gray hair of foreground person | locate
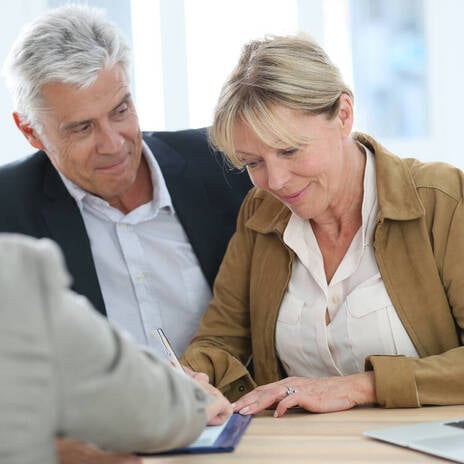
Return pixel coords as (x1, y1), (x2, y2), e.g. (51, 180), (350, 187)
(209, 34), (354, 167)
(2, 4), (130, 134)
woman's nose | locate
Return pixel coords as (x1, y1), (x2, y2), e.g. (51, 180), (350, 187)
(266, 159), (290, 191)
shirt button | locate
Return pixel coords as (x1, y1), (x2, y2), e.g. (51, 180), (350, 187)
(135, 272), (145, 280)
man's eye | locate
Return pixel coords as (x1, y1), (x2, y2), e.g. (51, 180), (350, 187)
(118, 104), (128, 114)
(72, 123), (91, 134)
(114, 102), (129, 117)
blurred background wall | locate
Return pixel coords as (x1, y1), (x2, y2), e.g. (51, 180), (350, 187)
(1, 0), (462, 168)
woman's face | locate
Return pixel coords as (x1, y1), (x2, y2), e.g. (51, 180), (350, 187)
(233, 96), (354, 221)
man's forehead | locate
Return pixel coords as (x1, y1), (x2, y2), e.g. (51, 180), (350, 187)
(40, 72), (131, 126)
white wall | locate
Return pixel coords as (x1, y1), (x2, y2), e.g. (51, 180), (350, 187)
(1, 1), (47, 163)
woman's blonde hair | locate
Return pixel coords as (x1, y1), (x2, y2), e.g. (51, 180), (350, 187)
(210, 34), (353, 167)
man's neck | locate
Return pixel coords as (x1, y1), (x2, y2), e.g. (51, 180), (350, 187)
(109, 156), (153, 214)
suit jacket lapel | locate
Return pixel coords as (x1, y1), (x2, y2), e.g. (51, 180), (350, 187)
(144, 135), (219, 287)
(41, 163), (106, 315)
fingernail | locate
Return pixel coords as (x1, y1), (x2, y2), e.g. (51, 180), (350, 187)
(239, 406), (250, 415)
(273, 410), (279, 418)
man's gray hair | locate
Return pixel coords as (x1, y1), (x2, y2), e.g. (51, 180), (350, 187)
(2, 4), (131, 131)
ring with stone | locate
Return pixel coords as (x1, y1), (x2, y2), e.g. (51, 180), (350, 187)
(286, 386), (297, 395)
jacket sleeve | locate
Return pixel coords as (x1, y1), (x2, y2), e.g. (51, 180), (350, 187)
(0, 234), (210, 456)
(181, 190), (258, 402)
(367, 195), (464, 407)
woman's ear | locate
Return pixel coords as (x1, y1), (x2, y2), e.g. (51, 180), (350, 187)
(337, 93), (354, 137)
(13, 112), (46, 150)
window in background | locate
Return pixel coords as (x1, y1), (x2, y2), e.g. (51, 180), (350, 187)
(1, 0), (435, 165)
(184, 0), (299, 128)
(130, 0), (164, 130)
(322, 0), (354, 92)
(349, 0), (427, 138)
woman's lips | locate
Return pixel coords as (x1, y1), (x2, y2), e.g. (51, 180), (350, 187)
(279, 184), (310, 204)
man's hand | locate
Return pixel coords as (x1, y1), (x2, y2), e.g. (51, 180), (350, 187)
(184, 366), (209, 384)
(56, 438), (142, 464)
(201, 381), (233, 425)
(187, 370), (232, 426)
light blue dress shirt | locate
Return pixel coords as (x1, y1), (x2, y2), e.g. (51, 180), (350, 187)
(60, 141), (212, 356)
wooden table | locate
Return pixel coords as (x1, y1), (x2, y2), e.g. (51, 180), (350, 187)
(143, 405), (464, 463)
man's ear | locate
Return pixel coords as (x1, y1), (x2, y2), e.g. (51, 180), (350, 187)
(13, 112), (46, 151)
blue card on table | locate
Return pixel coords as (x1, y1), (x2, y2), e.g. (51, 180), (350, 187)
(137, 413), (252, 455)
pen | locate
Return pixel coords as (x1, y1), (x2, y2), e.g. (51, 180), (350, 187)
(155, 328), (185, 372)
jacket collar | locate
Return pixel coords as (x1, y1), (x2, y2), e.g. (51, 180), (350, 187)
(245, 132), (424, 235)
(354, 132), (424, 221)
(245, 190), (291, 235)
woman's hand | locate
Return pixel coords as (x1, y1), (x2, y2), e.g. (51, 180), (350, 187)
(232, 372), (376, 417)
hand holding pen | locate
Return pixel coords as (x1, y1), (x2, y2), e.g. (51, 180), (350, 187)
(156, 328), (232, 425)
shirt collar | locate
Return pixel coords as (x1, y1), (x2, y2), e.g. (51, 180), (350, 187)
(283, 143), (378, 249)
(359, 143), (378, 247)
(59, 140), (174, 214)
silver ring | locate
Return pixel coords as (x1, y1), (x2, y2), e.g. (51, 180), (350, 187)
(286, 386), (297, 395)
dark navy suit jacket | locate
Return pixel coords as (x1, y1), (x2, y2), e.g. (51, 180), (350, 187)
(0, 128), (252, 316)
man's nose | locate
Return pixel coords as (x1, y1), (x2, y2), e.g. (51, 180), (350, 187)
(96, 124), (124, 153)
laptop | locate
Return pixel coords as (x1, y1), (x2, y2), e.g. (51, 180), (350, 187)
(364, 418), (464, 463)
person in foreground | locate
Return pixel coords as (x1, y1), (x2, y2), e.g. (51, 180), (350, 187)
(0, 233), (232, 464)
(181, 34), (464, 417)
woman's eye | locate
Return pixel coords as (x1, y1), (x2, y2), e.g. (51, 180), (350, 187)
(281, 148), (298, 156)
(242, 160), (261, 170)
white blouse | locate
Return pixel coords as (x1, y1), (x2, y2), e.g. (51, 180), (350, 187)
(275, 146), (419, 377)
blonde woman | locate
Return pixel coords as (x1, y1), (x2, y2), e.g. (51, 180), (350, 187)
(182, 34), (464, 417)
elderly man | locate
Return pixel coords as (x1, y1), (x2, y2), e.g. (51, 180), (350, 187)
(1, 4), (250, 464)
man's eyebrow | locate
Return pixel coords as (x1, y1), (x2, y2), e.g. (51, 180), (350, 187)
(61, 93), (132, 132)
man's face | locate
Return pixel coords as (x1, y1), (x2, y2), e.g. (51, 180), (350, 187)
(27, 65), (143, 205)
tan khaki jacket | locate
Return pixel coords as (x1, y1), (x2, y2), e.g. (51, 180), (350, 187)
(182, 133), (464, 407)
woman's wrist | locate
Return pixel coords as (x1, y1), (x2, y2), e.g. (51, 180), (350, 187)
(351, 371), (377, 406)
